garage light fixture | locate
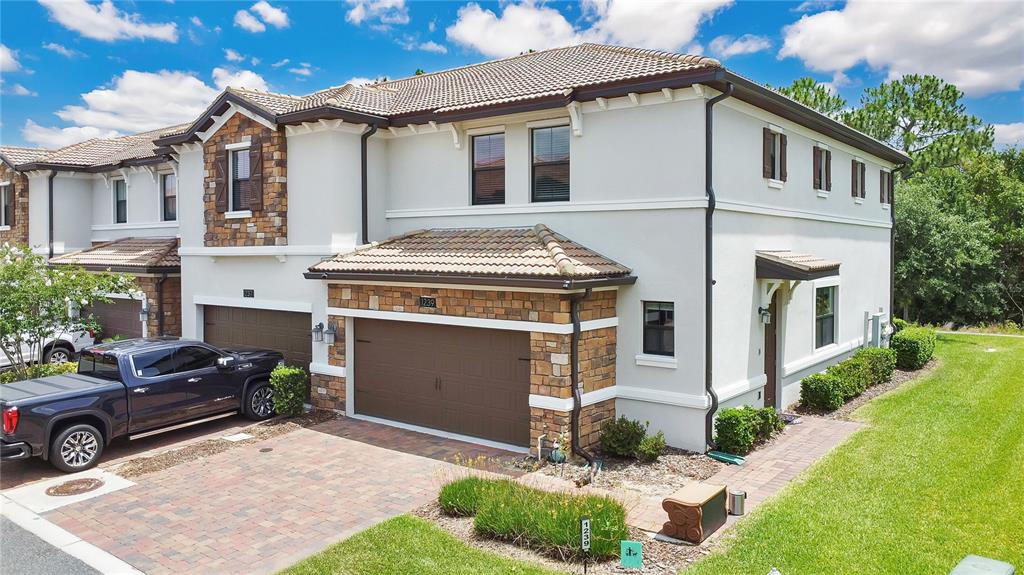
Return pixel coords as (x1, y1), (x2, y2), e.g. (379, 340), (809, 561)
(311, 322), (325, 343)
(324, 323), (337, 346)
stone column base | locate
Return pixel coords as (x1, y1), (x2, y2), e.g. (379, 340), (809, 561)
(529, 398), (615, 459)
(311, 373), (345, 411)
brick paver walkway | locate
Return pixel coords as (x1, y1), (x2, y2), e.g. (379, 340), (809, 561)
(43, 418), (521, 575)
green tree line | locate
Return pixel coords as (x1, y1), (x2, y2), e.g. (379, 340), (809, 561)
(771, 76), (1023, 326)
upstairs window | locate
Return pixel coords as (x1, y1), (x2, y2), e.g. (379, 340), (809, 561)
(762, 127), (787, 182)
(472, 133), (505, 205)
(815, 286), (836, 348)
(643, 301), (675, 357)
(113, 179), (127, 223)
(851, 160), (866, 199)
(230, 148), (251, 211)
(161, 173), (177, 221)
(531, 125), (570, 202)
(880, 170), (894, 204)
(0, 184), (12, 227)
(813, 147), (831, 191)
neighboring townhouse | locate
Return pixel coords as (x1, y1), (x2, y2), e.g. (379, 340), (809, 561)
(2, 129), (184, 339)
(150, 43), (908, 455)
(0, 146), (49, 246)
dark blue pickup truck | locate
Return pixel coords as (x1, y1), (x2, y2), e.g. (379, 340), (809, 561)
(1, 337), (284, 473)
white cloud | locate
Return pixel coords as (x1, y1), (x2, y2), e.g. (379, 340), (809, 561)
(708, 34), (770, 58)
(780, 0), (1024, 97)
(346, 77), (374, 86)
(42, 42), (83, 58)
(190, 16), (205, 28)
(289, 63), (314, 77)
(22, 120), (119, 148)
(212, 68), (269, 91)
(1, 80), (37, 97)
(38, 0), (178, 42)
(224, 48), (246, 62)
(251, 57), (261, 65)
(417, 41), (447, 54)
(793, 0), (833, 13)
(271, 58), (290, 68)
(1, 44), (21, 72)
(994, 122), (1024, 146)
(446, 0), (733, 59)
(250, 1), (289, 28)
(346, 0), (409, 27)
(234, 9), (266, 33)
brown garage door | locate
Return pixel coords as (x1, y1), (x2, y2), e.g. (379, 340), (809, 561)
(354, 319), (530, 446)
(89, 298), (143, 340)
(203, 306), (312, 368)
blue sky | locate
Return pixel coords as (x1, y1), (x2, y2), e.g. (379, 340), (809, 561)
(1, 0), (1021, 149)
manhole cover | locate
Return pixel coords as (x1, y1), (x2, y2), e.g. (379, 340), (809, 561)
(259, 447), (273, 453)
(46, 478), (104, 497)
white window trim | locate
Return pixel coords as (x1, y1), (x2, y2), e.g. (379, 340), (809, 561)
(226, 144), (251, 212)
(159, 171), (177, 222)
(525, 117), (572, 129)
(112, 178), (127, 224)
(812, 278), (840, 352)
(635, 354), (677, 369)
(0, 183), (10, 228)
(465, 125), (505, 136)
(767, 178), (784, 190)
(469, 129), (507, 207)
(814, 147), (829, 194)
(529, 123), (572, 204)
(817, 190), (831, 199)
(765, 126), (784, 184)
(641, 300), (675, 360)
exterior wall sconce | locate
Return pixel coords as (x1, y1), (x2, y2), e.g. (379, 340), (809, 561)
(139, 308), (148, 324)
(324, 323), (337, 346)
(311, 322), (325, 343)
(758, 307), (772, 325)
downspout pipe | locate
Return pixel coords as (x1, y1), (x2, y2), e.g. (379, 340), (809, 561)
(360, 124), (379, 246)
(47, 171), (56, 259)
(155, 273), (167, 336)
(704, 82), (733, 452)
(569, 288), (594, 467)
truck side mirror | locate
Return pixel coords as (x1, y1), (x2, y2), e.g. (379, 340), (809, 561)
(216, 356), (237, 369)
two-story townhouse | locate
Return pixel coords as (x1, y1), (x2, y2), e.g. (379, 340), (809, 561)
(0, 146), (50, 246)
(2, 129), (184, 340)
(142, 43), (907, 456)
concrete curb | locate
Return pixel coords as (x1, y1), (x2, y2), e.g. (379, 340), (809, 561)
(0, 495), (144, 575)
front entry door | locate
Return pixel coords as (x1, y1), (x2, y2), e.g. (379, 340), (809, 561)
(764, 291), (779, 409)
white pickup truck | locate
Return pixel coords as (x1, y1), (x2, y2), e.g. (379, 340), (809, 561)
(0, 330), (95, 368)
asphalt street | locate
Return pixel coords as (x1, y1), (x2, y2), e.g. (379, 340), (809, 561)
(0, 516), (99, 575)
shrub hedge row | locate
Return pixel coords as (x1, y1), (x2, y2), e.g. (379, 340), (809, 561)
(891, 327), (937, 370)
(439, 477), (628, 560)
(0, 362), (77, 384)
(599, 416), (666, 462)
(269, 365), (307, 416)
(800, 346), (904, 412)
(714, 406), (784, 456)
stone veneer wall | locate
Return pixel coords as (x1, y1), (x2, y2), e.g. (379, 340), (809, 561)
(203, 114), (287, 247)
(135, 275), (182, 337)
(322, 284), (617, 452)
(0, 162), (30, 246)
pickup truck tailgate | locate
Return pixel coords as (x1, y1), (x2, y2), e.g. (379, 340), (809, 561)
(0, 373), (121, 404)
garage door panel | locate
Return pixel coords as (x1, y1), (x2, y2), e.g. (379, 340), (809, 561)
(355, 318), (530, 446)
(204, 306), (311, 368)
(88, 299), (143, 339)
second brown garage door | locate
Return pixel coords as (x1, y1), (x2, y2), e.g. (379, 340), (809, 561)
(203, 306), (312, 368)
(354, 319), (530, 447)
(89, 298), (143, 340)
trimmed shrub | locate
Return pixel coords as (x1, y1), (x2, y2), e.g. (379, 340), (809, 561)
(827, 356), (872, 400)
(439, 476), (501, 517)
(714, 407), (757, 455)
(472, 480), (628, 560)
(892, 317), (907, 333)
(635, 431), (666, 463)
(755, 406), (785, 438)
(891, 327), (937, 370)
(800, 372), (845, 412)
(853, 347), (897, 386)
(269, 365), (307, 417)
(0, 362), (77, 385)
(599, 416), (647, 457)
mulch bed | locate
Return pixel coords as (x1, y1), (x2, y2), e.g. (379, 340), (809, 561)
(792, 358), (940, 421)
(535, 447), (723, 499)
(111, 409), (337, 479)
(413, 500), (716, 575)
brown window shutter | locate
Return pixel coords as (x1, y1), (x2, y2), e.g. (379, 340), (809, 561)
(860, 162), (867, 198)
(812, 148), (821, 190)
(825, 150), (832, 191)
(880, 171), (886, 203)
(214, 149), (228, 213)
(851, 160), (857, 197)
(8, 187), (15, 227)
(246, 135), (264, 211)
(889, 171), (895, 204)
(762, 127), (772, 178)
(779, 134), (788, 181)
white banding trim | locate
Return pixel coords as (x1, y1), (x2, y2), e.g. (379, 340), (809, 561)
(716, 374), (768, 403)
(326, 307), (617, 334)
(349, 414), (529, 453)
(195, 295), (313, 313)
(309, 362), (346, 378)
(530, 384), (713, 411)
(782, 337), (864, 377)
(635, 354), (677, 369)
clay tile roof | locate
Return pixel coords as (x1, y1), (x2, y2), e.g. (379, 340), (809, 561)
(310, 225), (632, 280)
(37, 124), (187, 168)
(50, 237), (180, 272)
(0, 146), (52, 167)
(755, 250), (840, 280)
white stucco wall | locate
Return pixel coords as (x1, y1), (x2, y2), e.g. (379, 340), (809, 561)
(28, 173), (93, 255)
(89, 164), (179, 243)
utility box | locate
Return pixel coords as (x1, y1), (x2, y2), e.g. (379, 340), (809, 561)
(661, 483), (727, 544)
(950, 555), (1015, 575)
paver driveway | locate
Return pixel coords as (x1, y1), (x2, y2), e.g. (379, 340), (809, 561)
(42, 417), (521, 575)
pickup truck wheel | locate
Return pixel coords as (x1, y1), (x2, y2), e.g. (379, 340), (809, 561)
(243, 381), (275, 420)
(49, 424), (104, 473)
(44, 345), (74, 364)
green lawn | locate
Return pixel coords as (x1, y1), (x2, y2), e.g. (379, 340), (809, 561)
(686, 334), (1024, 574)
(278, 514), (560, 575)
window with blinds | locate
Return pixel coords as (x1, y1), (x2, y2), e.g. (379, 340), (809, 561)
(0, 185), (11, 227)
(472, 133), (505, 205)
(531, 125), (570, 202)
(162, 173), (177, 221)
(231, 148), (251, 211)
(113, 180), (127, 224)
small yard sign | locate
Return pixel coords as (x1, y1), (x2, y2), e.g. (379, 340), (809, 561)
(580, 517), (591, 552)
(620, 540), (642, 569)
